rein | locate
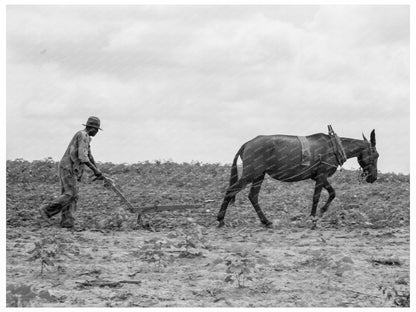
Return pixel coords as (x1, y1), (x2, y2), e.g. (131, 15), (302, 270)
(280, 157), (338, 182)
(274, 128), (375, 183)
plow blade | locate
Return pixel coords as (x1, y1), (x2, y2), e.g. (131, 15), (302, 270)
(138, 204), (202, 213)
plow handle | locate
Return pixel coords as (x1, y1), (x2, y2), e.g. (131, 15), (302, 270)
(92, 175), (145, 226)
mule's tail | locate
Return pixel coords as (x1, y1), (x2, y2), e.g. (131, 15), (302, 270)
(228, 144), (245, 204)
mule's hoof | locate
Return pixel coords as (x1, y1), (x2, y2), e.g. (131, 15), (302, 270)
(318, 210), (326, 218)
(263, 221), (273, 228)
(217, 221), (225, 228)
(141, 221), (151, 229)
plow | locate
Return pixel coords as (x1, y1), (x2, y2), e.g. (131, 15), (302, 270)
(95, 175), (205, 227)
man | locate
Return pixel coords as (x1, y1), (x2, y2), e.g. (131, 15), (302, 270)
(38, 116), (103, 228)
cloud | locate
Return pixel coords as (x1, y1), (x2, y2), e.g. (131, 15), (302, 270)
(6, 5), (410, 173)
(308, 5), (409, 46)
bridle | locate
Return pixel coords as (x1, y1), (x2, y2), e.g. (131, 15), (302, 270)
(357, 167), (367, 184)
(358, 142), (377, 183)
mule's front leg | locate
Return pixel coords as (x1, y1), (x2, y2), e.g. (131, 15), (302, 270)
(319, 179), (335, 217)
(310, 179), (324, 229)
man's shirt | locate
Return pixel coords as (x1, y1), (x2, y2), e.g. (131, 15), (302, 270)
(59, 130), (91, 179)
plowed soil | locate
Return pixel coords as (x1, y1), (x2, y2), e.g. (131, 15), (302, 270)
(6, 160), (410, 307)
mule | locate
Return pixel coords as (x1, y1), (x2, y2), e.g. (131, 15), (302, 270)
(217, 130), (378, 228)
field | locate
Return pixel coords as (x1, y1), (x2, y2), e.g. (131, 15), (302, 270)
(6, 159), (410, 307)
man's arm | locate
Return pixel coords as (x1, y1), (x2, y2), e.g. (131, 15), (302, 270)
(78, 132), (102, 178)
(86, 152), (102, 178)
(88, 149), (97, 167)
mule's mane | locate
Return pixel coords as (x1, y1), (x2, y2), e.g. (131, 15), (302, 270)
(339, 137), (368, 159)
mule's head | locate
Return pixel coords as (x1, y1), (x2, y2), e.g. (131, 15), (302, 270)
(358, 129), (379, 183)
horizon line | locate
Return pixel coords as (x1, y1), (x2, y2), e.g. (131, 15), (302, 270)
(6, 157), (410, 176)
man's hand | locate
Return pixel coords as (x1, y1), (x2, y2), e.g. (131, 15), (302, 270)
(94, 169), (104, 180)
(84, 161), (104, 180)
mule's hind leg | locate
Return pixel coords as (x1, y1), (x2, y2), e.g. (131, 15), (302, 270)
(248, 173), (272, 227)
(217, 178), (248, 227)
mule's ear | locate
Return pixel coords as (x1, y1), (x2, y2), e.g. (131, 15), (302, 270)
(370, 129), (376, 146)
(362, 133), (368, 142)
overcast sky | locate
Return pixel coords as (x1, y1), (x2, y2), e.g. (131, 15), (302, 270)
(6, 5), (410, 173)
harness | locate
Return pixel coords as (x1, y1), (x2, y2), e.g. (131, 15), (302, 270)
(328, 125), (347, 166)
(284, 125), (345, 182)
(298, 136), (311, 166)
(297, 125), (346, 168)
